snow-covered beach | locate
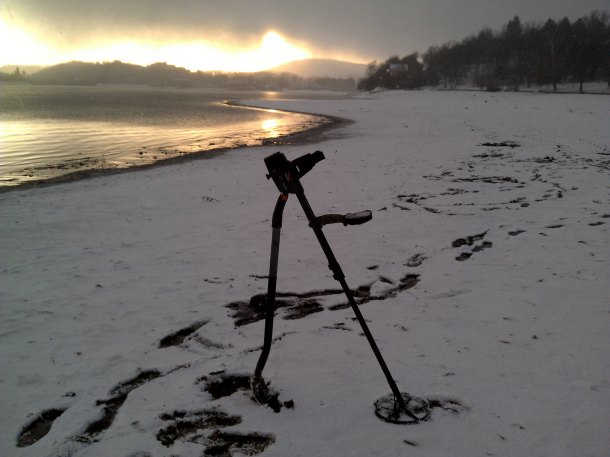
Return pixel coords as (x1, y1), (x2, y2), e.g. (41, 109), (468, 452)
(1, 90), (609, 457)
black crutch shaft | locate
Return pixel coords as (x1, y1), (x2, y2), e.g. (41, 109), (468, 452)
(254, 193), (288, 380)
(294, 190), (416, 421)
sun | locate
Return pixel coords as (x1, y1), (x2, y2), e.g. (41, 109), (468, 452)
(0, 20), (311, 73)
(257, 31), (311, 67)
(150, 31), (311, 72)
(246, 31), (312, 71)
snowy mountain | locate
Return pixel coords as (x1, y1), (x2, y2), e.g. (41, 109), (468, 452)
(270, 58), (367, 79)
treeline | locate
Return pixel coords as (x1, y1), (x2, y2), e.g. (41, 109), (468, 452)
(0, 67), (29, 82)
(4, 61), (356, 91)
(359, 11), (609, 92)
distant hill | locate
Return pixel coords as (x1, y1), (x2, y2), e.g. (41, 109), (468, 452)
(29, 61), (176, 85)
(0, 65), (45, 76)
(270, 58), (367, 79)
(23, 60), (357, 91)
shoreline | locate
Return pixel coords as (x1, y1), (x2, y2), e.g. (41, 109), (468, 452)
(223, 100), (353, 146)
(0, 101), (353, 194)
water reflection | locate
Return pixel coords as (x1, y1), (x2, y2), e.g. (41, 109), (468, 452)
(0, 86), (331, 187)
(261, 118), (280, 137)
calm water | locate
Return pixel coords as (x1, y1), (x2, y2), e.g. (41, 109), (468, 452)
(0, 84), (337, 187)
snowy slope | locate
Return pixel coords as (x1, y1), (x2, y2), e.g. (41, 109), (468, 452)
(270, 58), (367, 79)
(1, 90), (608, 457)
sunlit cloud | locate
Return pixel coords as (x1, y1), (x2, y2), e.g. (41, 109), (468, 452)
(0, 19), (312, 72)
(0, 19), (59, 65)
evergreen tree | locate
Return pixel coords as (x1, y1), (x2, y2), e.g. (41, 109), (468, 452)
(357, 10), (609, 92)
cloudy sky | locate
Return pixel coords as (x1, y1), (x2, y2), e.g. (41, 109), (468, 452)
(1, 0), (608, 71)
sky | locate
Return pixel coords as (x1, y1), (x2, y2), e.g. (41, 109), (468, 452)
(1, 0), (608, 72)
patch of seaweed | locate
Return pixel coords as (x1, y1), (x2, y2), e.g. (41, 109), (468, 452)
(159, 320), (208, 348)
(17, 408), (67, 447)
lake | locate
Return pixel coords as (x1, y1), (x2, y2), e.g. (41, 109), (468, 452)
(0, 85), (340, 187)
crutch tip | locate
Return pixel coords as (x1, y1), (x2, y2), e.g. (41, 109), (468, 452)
(374, 392), (431, 424)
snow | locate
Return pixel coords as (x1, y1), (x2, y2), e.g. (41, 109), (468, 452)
(1, 90), (609, 457)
